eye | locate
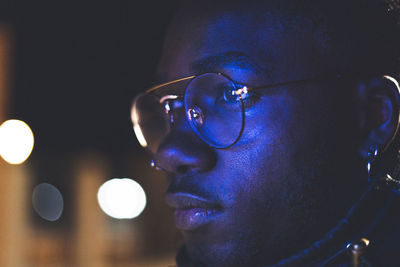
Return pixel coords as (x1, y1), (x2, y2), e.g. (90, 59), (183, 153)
(215, 82), (259, 111)
(223, 84), (241, 103)
(223, 85), (251, 103)
(215, 83), (249, 104)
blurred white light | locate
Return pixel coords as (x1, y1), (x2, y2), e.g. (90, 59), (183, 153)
(32, 183), (64, 222)
(97, 178), (146, 219)
(0, 119), (34, 164)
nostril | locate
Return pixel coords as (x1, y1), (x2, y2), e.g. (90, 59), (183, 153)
(177, 165), (190, 174)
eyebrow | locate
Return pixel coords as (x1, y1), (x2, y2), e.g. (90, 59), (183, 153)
(190, 51), (265, 75)
(150, 51), (267, 87)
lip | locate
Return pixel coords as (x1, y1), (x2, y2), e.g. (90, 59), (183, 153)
(165, 192), (223, 231)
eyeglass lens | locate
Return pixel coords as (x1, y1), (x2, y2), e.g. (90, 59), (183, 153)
(133, 73), (245, 152)
(184, 73), (244, 148)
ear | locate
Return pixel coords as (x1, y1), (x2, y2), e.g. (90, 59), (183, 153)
(358, 75), (400, 159)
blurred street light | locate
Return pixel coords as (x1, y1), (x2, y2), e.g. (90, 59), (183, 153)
(97, 178), (146, 219)
(0, 119), (34, 164)
(32, 183), (64, 221)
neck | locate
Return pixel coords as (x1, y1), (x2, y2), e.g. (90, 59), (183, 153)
(266, 178), (395, 267)
(176, 178), (397, 267)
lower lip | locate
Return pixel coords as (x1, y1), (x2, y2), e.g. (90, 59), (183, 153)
(174, 208), (221, 231)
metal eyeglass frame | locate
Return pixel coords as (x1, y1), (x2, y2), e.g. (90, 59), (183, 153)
(143, 72), (332, 149)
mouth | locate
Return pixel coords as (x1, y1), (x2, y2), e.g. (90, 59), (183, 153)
(165, 192), (223, 231)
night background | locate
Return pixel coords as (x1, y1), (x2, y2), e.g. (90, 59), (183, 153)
(0, 1), (180, 266)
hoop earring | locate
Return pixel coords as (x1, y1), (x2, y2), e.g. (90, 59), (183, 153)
(367, 145), (379, 182)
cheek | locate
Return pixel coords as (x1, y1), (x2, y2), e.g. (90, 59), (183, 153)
(224, 91), (302, 192)
(239, 93), (297, 147)
(219, 90), (340, 227)
(216, 106), (301, 235)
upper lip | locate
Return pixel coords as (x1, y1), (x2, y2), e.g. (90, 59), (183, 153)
(165, 192), (222, 210)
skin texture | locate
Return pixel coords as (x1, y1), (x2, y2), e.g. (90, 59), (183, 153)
(145, 2), (399, 266)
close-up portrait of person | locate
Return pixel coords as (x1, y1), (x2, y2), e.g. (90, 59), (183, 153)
(131, 0), (400, 266)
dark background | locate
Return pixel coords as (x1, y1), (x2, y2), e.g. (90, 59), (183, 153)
(0, 0), (179, 245)
(1, 0), (177, 159)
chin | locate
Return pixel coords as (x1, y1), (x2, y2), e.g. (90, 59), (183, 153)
(178, 228), (272, 267)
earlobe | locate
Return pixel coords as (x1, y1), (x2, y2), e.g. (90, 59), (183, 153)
(359, 75), (400, 159)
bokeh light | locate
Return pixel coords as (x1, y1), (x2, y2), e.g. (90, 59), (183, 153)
(97, 178), (146, 219)
(32, 183), (64, 222)
(0, 119), (34, 164)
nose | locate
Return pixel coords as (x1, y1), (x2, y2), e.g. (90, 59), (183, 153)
(154, 123), (217, 175)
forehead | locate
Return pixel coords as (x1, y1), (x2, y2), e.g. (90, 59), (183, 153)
(156, 2), (333, 85)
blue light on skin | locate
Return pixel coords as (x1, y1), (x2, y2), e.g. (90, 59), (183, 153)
(146, 2), (392, 266)
(190, 51), (265, 78)
(155, 9), (359, 267)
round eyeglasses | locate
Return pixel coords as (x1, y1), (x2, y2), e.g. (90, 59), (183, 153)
(131, 72), (329, 153)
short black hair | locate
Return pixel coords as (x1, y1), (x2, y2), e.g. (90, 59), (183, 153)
(294, 0), (400, 77)
(178, 0), (400, 77)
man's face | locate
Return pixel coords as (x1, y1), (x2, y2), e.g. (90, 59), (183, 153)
(153, 4), (365, 267)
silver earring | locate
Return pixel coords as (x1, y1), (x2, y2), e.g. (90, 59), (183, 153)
(150, 159), (162, 171)
(367, 145), (379, 182)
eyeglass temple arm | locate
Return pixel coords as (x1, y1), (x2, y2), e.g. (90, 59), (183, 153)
(243, 78), (320, 91)
(146, 75), (196, 93)
(146, 74), (329, 94)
